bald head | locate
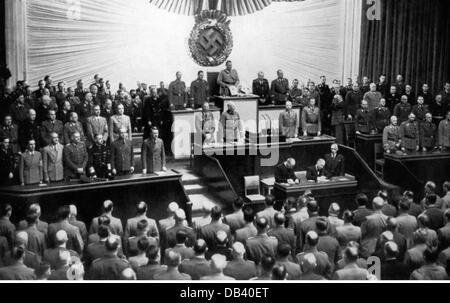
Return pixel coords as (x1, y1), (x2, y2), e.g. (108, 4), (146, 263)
(210, 254), (227, 273)
(232, 242), (246, 258)
(15, 231), (28, 246)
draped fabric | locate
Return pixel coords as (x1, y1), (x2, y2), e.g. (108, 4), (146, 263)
(359, 0), (450, 95)
(148, 0), (304, 16)
(20, 0), (359, 91)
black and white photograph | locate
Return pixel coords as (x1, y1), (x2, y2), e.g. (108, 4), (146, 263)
(0, 0), (450, 287)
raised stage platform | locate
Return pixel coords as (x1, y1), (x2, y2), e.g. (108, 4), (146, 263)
(0, 170), (191, 227)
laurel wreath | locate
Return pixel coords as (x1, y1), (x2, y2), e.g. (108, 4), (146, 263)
(188, 10), (233, 67)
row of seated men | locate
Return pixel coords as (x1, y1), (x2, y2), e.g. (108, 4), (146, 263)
(0, 124), (166, 186)
(0, 180), (450, 280)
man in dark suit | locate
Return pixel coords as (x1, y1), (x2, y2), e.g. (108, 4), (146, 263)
(110, 127), (134, 176)
(270, 70), (289, 105)
(179, 239), (211, 280)
(245, 217), (278, 265)
(274, 158), (298, 184)
(306, 159), (330, 182)
(142, 127), (166, 174)
(0, 137), (15, 186)
(88, 237), (131, 280)
(199, 206), (231, 250)
(324, 144), (345, 177)
(252, 72), (270, 106)
(124, 201), (159, 241)
(165, 209), (196, 251)
(223, 197), (246, 235)
(48, 205), (84, 255)
(0, 246), (36, 280)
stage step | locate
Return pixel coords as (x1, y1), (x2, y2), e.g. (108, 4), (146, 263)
(184, 184), (208, 195)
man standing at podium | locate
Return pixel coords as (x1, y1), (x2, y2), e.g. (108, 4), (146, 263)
(399, 113), (420, 152)
(217, 61), (240, 97)
(279, 101), (298, 139)
(190, 71), (209, 109)
(168, 72), (187, 110)
(271, 70), (289, 105)
(383, 116), (401, 154)
(218, 102), (244, 143)
(302, 98), (321, 137)
(142, 127), (166, 174)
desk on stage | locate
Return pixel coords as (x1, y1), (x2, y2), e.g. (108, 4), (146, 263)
(273, 173), (358, 215)
(383, 150), (450, 197)
(355, 133), (382, 168)
(0, 170), (190, 225)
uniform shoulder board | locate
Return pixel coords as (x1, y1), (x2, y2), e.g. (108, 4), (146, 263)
(92, 258), (102, 264)
(128, 236), (136, 240)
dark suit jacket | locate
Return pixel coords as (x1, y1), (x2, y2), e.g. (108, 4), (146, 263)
(252, 79), (270, 104)
(306, 165), (330, 182)
(274, 163), (297, 183)
(324, 153), (345, 177)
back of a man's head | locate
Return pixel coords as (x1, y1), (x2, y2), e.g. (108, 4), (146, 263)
(232, 242), (246, 259)
(315, 217), (329, 233)
(176, 230), (188, 245)
(98, 224), (110, 239)
(342, 210), (354, 224)
(423, 247), (440, 264)
(98, 215), (111, 227)
(120, 268), (137, 280)
(260, 255), (276, 273)
(146, 245), (160, 261)
(215, 230), (228, 246)
(355, 194), (368, 207)
(211, 206), (222, 221)
(384, 241), (399, 259)
(300, 253), (317, 273)
(344, 246), (359, 264)
(276, 243), (291, 259)
(398, 198), (411, 212)
(26, 212), (39, 226)
(174, 209), (186, 223)
(105, 237), (119, 253)
(274, 213), (286, 227)
(328, 203), (340, 217)
(210, 254), (227, 273)
(57, 205), (71, 220)
(306, 231), (319, 247)
(413, 228), (428, 245)
(271, 264), (287, 280)
(0, 203), (12, 217)
(418, 214), (431, 228)
(10, 245), (26, 261)
(255, 217), (268, 232)
(137, 237), (151, 253)
(243, 207), (255, 223)
(165, 250), (181, 267)
(102, 200), (114, 213)
(193, 239), (208, 255)
(306, 200), (319, 214)
(425, 194), (437, 206)
(136, 201), (148, 215)
(55, 230), (68, 246)
(372, 197), (384, 211)
(58, 249), (71, 267)
(265, 195), (275, 207)
(15, 231), (28, 246)
(386, 217), (398, 231)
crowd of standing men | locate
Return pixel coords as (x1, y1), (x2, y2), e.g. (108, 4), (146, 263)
(1, 183), (450, 280)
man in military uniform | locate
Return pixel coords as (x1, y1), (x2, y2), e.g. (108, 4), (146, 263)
(217, 61), (240, 97)
(279, 101), (298, 139)
(142, 127), (166, 174)
(109, 103), (132, 143)
(270, 70), (289, 105)
(0, 115), (19, 154)
(288, 79), (303, 105)
(355, 100), (375, 134)
(412, 96), (430, 123)
(164, 209), (196, 253)
(399, 113), (420, 153)
(438, 111), (450, 151)
(252, 72), (270, 106)
(195, 102), (216, 146)
(63, 132), (88, 180)
(9, 93), (30, 124)
(63, 112), (85, 144)
(363, 83), (382, 111)
(88, 134), (111, 178)
(218, 102), (244, 143)
(110, 127), (134, 176)
(0, 246), (36, 280)
(302, 98), (321, 137)
(0, 137), (15, 186)
(345, 83), (363, 120)
(372, 98), (391, 133)
(420, 113), (437, 152)
(383, 116), (401, 154)
(190, 71), (209, 109)
(245, 217), (278, 265)
(169, 71), (187, 110)
(88, 237), (131, 280)
(40, 109), (64, 146)
(393, 95), (412, 124)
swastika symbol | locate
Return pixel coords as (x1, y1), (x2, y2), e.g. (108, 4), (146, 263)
(198, 28), (224, 56)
